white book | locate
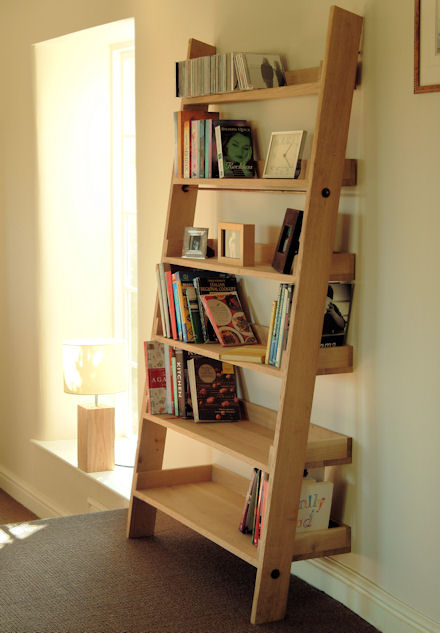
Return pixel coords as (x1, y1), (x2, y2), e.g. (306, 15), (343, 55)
(296, 479), (334, 533)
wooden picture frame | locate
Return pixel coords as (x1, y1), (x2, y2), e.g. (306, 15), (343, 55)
(414, 0), (440, 93)
(272, 209), (303, 274)
(218, 222), (255, 267)
(182, 227), (209, 259)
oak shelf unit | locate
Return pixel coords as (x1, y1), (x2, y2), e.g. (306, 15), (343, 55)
(128, 5), (362, 625)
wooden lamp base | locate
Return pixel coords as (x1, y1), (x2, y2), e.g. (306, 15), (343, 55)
(77, 404), (115, 473)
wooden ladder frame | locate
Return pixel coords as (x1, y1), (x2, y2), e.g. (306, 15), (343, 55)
(127, 6), (363, 625)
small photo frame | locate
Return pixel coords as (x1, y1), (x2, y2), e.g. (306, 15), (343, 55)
(182, 227), (209, 259)
(272, 209), (303, 274)
(218, 222), (255, 267)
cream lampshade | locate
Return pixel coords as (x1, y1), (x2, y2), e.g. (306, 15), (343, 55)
(62, 338), (128, 473)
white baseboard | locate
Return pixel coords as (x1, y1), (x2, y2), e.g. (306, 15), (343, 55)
(293, 557), (440, 633)
(0, 465), (69, 519)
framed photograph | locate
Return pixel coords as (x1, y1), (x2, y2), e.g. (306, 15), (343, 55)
(414, 0), (440, 92)
(272, 209), (303, 274)
(182, 227), (209, 259)
(263, 130), (305, 179)
(218, 222), (255, 267)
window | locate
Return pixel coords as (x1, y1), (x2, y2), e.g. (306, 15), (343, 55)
(111, 43), (138, 437)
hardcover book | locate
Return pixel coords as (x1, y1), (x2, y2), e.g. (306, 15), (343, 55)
(144, 341), (167, 415)
(201, 291), (257, 346)
(215, 124), (255, 178)
(219, 344), (266, 364)
(187, 356), (241, 422)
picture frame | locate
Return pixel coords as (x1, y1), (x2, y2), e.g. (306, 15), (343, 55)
(218, 222), (255, 267)
(414, 0), (440, 93)
(272, 209), (303, 274)
(182, 227), (209, 259)
(263, 130), (304, 179)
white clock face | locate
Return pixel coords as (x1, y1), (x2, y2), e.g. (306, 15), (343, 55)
(263, 131), (304, 178)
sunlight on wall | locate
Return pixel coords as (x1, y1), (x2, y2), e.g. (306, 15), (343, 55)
(34, 19), (134, 441)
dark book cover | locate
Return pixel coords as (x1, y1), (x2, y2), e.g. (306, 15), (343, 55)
(187, 356), (241, 422)
(210, 119), (247, 178)
(193, 274), (238, 342)
(215, 124), (255, 178)
(320, 283), (352, 348)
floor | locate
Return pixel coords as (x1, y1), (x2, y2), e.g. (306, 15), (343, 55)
(0, 489), (38, 524)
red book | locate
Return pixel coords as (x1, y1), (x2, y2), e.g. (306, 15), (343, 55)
(144, 341), (167, 415)
(166, 270), (178, 340)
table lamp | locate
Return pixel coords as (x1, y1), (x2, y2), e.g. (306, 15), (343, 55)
(62, 338), (127, 473)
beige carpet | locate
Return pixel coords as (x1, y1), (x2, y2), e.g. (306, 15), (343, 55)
(0, 509), (381, 633)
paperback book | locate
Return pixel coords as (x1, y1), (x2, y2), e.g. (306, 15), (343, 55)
(193, 273), (238, 343)
(321, 283), (352, 347)
(215, 123), (255, 178)
(144, 341), (167, 415)
(201, 291), (257, 346)
(187, 355), (241, 422)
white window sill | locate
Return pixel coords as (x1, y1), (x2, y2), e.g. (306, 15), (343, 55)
(31, 437), (136, 501)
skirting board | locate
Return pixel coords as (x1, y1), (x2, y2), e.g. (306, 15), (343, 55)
(293, 558), (440, 633)
(0, 465), (68, 519)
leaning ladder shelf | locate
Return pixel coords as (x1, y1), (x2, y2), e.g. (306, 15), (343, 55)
(128, 5), (363, 625)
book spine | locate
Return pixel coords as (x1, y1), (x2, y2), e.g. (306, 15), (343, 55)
(168, 346), (175, 415)
(144, 341), (167, 415)
(185, 286), (203, 343)
(155, 264), (167, 338)
(239, 468), (258, 533)
(205, 119), (212, 178)
(166, 270), (178, 340)
(158, 262), (171, 338)
(214, 125), (225, 178)
(265, 299), (278, 364)
(275, 285), (288, 368)
(163, 343), (172, 414)
(175, 276), (193, 342)
(187, 358), (199, 422)
(183, 120), (191, 178)
(190, 120), (199, 178)
(175, 348), (186, 417)
(171, 353), (178, 416)
(197, 119), (205, 178)
(172, 278), (183, 341)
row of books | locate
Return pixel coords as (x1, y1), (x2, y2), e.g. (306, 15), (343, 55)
(174, 111), (254, 179)
(266, 282), (353, 368)
(176, 51), (286, 98)
(239, 468), (334, 546)
(156, 265), (258, 348)
(144, 341), (241, 423)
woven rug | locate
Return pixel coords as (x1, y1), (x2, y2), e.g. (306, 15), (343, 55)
(0, 509), (381, 633)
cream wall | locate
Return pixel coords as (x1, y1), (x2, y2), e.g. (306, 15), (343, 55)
(0, 1), (439, 631)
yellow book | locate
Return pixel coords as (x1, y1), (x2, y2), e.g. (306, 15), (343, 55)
(219, 344), (266, 364)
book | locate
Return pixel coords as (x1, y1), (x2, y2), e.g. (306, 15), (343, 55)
(175, 111), (219, 178)
(235, 53), (286, 90)
(158, 263), (171, 338)
(155, 264), (168, 338)
(193, 273), (238, 343)
(171, 350), (178, 415)
(144, 341), (167, 415)
(163, 343), (173, 414)
(296, 479), (334, 533)
(187, 356), (241, 422)
(265, 299), (278, 364)
(185, 285), (204, 343)
(215, 123), (255, 178)
(219, 344), (266, 364)
(201, 291), (257, 346)
(190, 119), (205, 178)
(239, 468), (259, 533)
(210, 119), (247, 178)
(321, 283), (352, 348)
(165, 270), (178, 340)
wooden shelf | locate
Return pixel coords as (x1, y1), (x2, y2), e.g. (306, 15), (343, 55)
(133, 464), (350, 567)
(153, 335), (353, 376)
(141, 410), (352, 472)
(181, 79), (321, 108)
(163, 251), (355, 283)
(173, 158), (357, 192)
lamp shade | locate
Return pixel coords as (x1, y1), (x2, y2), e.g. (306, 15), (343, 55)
(63, 338), (127, 395)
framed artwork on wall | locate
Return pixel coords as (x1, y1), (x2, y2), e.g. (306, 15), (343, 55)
(414, 0), (440, 92)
